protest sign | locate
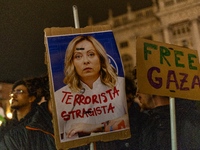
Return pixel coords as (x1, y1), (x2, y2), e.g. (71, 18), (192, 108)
(136, 38), (200, 100)
(44, 25), (131, 149)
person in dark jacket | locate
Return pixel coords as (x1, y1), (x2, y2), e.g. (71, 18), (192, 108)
(0, 75), (57, 150)
(23, 77), (57, 150)
(1, 101), (57, 150)
(136, 90), (200, 150)
(0, 79), (39, 141)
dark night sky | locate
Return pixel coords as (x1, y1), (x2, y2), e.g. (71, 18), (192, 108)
(0, 0), (152, 83)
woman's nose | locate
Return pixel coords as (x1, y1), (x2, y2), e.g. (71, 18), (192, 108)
(83, 56), (89, 64)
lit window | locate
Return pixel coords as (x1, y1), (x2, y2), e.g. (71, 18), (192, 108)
(114, 19), (120, 27)
(143, 36), (152, 40)
(146, 10), (153, 17)
(182, 40), (188, 48)
(136, 13), (143, 19)
(172, 22), (190, 38)
(120, 41), (128, 48)
(182, 28), (185, 33)
(122, 16), (128, 24)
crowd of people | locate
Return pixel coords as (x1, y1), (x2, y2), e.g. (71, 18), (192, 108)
(0, 68), (200, 149)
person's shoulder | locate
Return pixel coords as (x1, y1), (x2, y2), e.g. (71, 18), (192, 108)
(26, 103), (53, 134)
(117, 76), (124, 80)
(117, 76), (125, 82)
(5, 121), (27, 139)
(1, 124), (28, 150)
(116, 76), (125, 86)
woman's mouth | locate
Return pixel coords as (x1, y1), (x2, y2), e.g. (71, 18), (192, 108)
(84, 67), (92, 71)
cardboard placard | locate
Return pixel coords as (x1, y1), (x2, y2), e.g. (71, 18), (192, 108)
(136, 38), (200, 100)
(44, 25), (131, 149)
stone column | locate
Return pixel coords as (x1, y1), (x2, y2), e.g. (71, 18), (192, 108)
(127, 3), (132, 20)
(108, 9), (114, 27)
(191, 18), (200, 61)
(163, 25), (171, 44)
(130, 35), (137, 67)
(158, 0), (165, 10)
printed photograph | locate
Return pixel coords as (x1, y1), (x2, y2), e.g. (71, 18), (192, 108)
(46, 31), (130, 143)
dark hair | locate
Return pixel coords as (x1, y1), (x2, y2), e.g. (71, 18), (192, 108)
(125, 77), (137, 96)
(12, 75), (50, 106)
(132, 66), (137, 80)
(12, 80), (27, 91)
(25, 75), (50, 103)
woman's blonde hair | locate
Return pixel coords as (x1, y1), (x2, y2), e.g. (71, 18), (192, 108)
(63, 35), (117, 92)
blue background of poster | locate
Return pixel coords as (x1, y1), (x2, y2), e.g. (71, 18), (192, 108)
(47, 31), (124, 92)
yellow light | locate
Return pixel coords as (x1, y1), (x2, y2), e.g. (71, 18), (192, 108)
(0, 120), (2, 126)
(9, 98), (13, 104)
(7, 113), (12, 119)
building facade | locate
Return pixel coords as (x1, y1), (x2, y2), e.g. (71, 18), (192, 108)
(90, 0), (200, 80)
(0, 82), (13, 119)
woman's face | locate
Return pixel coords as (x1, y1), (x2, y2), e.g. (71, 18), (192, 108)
(73, 40), (101, 82)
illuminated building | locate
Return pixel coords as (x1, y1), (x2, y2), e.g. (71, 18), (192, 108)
(90, 0), (200, 79)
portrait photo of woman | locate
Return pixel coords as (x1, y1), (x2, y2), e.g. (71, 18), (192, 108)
(48, 32), (129, 142)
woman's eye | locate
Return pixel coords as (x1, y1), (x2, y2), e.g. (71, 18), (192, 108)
(74, 54), (82, 59)
(88, 53), (95, 57)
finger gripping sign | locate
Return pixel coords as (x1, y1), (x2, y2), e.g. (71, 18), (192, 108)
(44, 25), (130, 149)
(136, 38), (200, 100)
